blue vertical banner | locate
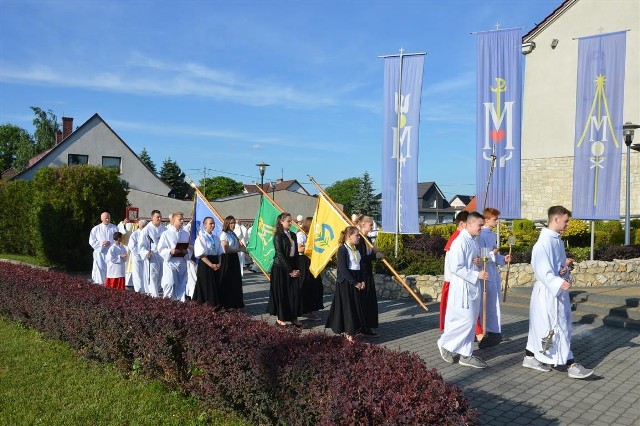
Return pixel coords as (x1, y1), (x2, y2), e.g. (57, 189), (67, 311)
(572, 31), (626, 220)
(382, 54), (424, 233)
(476, 28), (522, 218)
(190, 192), (224, 245)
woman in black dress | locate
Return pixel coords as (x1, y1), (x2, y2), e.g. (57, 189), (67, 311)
(297, 217), (324, 321)
(266, 212), (302, 327)
(325, 226), (367, 343)
(353, 214), (384, 336)
(219, 215), (245, 310)
(193, 216), (223, 308)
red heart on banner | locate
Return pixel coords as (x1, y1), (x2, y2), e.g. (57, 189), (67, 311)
(490, 129), (505, 142)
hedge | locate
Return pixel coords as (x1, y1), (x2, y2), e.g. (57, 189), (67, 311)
(0, 262), (477, 425)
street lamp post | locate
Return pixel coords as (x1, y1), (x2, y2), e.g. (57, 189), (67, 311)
(623, 122), (640, 245)
(256, 162), (270, 190)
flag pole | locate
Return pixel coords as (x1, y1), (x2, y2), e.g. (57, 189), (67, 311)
(308, 175), (428, 312)
(253, 183), (306, 235)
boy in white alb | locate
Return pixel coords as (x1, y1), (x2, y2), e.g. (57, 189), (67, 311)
(106, 231), (128, 290)
(437, 211), (489, 369)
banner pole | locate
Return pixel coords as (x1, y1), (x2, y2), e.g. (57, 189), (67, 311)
(308, 175), (428, 312)
(394, 48), (404, 257)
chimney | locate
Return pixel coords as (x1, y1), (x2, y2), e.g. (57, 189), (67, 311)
(62, 117), (73, 140)
(55, 130), (62, 145)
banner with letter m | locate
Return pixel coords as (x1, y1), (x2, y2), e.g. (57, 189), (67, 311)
(572, 31), (626, 219)
(475, 28), (522, 218)
(382, 54), (424, 233)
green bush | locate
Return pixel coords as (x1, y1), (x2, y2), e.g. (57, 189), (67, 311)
(563, 219), (590, 247)
(512, 219), (536, 232)
(594, 220), (624, 248)
(0, 180), (37, 255)
(422, 223), (456, 240)
(566, 247), (590, 262)
(31, 165), (128, 270)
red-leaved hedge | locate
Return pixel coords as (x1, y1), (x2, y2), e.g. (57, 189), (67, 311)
(0, 261), (477, 425)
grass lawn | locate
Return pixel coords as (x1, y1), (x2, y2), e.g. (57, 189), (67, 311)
(0, 253), (52, 268)
(0, 318), (248, 425)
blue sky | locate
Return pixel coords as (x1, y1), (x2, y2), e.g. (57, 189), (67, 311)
(0, 0), (561, 198)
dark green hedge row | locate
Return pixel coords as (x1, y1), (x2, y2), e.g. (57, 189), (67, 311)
(0, 262), (477, 425)
(0, 165), (127, 270)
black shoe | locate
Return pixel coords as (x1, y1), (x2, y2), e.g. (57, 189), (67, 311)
(361, 329), (378, 337)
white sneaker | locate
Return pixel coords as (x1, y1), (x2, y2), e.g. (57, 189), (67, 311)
(567, 363), (594, 379)
(522, 356), (552, 372)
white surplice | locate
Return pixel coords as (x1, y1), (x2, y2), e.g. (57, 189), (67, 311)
(478, 227), (505, 333)
(128, 229), (147, 293)
(437, 229), (482, 357)
(526, 227), (573, 366)
(138, 223), (165, 297)
(89, 223), (118, 285)
(157, 225), (191, 301)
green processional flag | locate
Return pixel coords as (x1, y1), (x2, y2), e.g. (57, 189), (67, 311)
(246, 196), (281, 273)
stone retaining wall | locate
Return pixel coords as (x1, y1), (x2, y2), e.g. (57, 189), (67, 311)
(321, 258), (640, 302)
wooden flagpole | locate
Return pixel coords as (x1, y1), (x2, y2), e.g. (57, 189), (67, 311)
(307, 176), (428, 312)
(253, 183), (307, 235)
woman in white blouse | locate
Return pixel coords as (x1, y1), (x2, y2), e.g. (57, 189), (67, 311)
(193, 216), (223, 308)
(219, 215), (246, 310)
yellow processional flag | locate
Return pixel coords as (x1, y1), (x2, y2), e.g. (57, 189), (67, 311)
(304, 194), (350, 277)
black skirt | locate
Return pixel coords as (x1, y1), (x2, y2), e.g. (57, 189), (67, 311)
(325, 269), (366, 336)
(193, 255), (221, 308)
(298, 255), (324, 313)
(219, 253), (244, 309)
(266, 255), (300, 321)
(362, 273), (378, 328)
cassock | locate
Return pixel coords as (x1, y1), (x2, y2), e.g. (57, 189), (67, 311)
(526, 227), (573, 366)
(138, 223), (165, 297)
(158, 225), (191, 301)
(437, 229), (482, 357)
(128, 228), (147, 294)
(89, 222), (117, 285)
(478, 227), (505, 334)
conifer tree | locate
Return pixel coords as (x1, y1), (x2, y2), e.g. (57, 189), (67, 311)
(139, 148), (157, 174)
(159, 158), (189, 199)
(351, 171), (380, 218)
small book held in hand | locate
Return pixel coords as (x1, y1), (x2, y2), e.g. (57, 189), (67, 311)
(172, 242), (189, 257)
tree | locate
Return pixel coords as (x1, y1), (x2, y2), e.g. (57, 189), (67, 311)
(0, 124), (34, 172)
(351, 171), (380, 219)
(199, 176), (244, 200)
(139, 147), (157, 175)
(159, 158), (189, 199)
(31, 106), (59, 153)
(325, 177), (361, 217)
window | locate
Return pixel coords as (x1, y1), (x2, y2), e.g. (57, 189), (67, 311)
(68, 154), (88, 165)
(102, 156), (121, 173)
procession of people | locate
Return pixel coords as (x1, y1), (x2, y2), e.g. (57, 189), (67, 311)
(90, 203), (594, 379)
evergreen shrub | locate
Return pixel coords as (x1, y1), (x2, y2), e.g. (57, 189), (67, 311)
(0, 180), (36, 255)
(594, 220), (624, 248)
(30, 165), (127, 270)
(0, 262), (477, 425)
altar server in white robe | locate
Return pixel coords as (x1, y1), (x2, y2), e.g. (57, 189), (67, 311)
(477, 207), (510, 348)
(437, 212), (489, 369)
(128, 219), (148, 294)
(523, 205), (594, 379)
(138, 210), (165, 297)
(158, 212), (191, 301)
(89, 212), (118, 285)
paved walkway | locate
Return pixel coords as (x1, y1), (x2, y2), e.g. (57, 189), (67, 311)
(241, 272), (640, 426)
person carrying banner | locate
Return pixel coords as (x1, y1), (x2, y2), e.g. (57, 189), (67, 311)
(89, 212), (118, 285)
(267, 212), (302, 327)
(157, 212), (190, 301)
(138, 210), (165, 297)
(476, 207), (510, 348)
(353, 214), (384, 336)
(439, 211), (469, 332)
(523, 206), (594, 379)
(105, 231), (128, 290)
(297, 216), (323, 321)
(437, 212), (489, 369)
(193, 216), (223, 308)
(127, 219), (147, 294)
(219, 215), (246, 310)
(326, 226), (368, 344)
